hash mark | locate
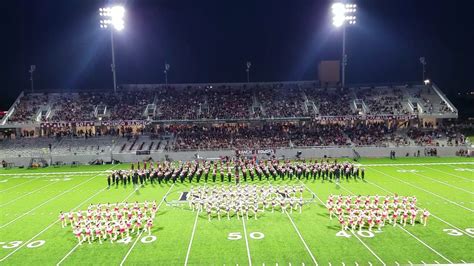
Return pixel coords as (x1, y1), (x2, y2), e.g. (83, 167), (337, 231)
(434, 261), (440, 264)
(461, 260), (467, 263)
(421, 261), (426, 265)
(408, 261), (413, 266)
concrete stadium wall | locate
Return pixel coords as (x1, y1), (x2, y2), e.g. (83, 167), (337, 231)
(0, 146), (467, 167)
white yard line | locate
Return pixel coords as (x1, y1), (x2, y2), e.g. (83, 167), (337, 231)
(359, 162), (474, 167)
(0, 173), (108, 229)
(184, 211), (200, 266)
(241, 217), (253, 266)
(0, 185), (108, 262)
(55, 240), (83, 266)
(363, 179), (474, 238)
(421, 166), (474, 182)
(396, 225), (452, 264)
(0, 178), (37, 193)
(119, 184), (175, 266)
(350, 231), (386, 266)
(338, 184), (453, 264)
(394, 166), (474, 195)
(285, 211), (318, 266)
(57, 185), (140, 265)
(299, 182), (384, 266)
(368, 167), (474, 213)
(0, 166), (119, 263)
(0, 180), (59, 208)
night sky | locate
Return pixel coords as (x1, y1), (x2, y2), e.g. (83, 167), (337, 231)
(2, 0), (473, 115)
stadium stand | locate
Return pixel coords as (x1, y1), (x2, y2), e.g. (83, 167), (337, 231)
(0, 81), (470, 166)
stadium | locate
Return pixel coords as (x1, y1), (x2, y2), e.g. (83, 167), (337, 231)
(0, 1), (473, 265)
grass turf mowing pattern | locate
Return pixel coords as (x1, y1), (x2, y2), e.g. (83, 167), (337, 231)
(0, 158), (473, 265)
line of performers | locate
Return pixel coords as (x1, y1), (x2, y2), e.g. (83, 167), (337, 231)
(187, 184), (306, 221)
(107, 159), (365, 187)
(59, 201), (157, 244)
(326, 194), (431, 231)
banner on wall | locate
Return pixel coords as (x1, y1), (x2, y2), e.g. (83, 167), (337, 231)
(40, 120), (151, 128)
(313, 114), (418, 121)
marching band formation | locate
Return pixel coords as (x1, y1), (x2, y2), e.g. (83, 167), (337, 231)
(326, 194), (430, 231)
(107, 159), (364, 187)
(187, 184), (306, 221)
(59, 201), (157, 244)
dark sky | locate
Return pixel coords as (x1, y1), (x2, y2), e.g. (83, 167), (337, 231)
(2, 0), (473, 111)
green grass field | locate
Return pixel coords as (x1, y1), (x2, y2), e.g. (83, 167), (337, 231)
(0, 157), (473, 265)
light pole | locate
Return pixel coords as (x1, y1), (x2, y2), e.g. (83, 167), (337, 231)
(246, 61), (252, 83)
(419, 57), (427, 82)
(100, 6), (125, 93)
(29, 65), (36, 93)
(164, 63), (170, 84)
(331, 2), (357, 88)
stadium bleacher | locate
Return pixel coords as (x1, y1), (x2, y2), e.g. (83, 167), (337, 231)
(0, 81), (469, 164)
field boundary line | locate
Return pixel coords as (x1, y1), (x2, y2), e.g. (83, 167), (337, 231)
(119, 184), (175, 266)
(359, 162), (474, 167)
(56, 185), (140, 265)
(368, 167), (474, 213)
(392, 166), (474, 195)
(0, 179), (37, 193)
(241, 216), (252, 266)
(0, 170), (117, 176)
(0, 180), (60, 208)
(300, 182), (385, 265)
(0, 171), (110, 229)
(0, 165), (120, 263)
(184, 211), (199, 266)
(364, 179), (474, 238)
(285, 211), (318, 265)
(421, 166), (474, 182)
(338, 184), (453, 264)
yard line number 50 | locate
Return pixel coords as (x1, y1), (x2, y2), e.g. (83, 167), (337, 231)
(228, 232), (265, 240)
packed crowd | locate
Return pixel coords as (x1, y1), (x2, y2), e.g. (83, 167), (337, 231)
(187, 184), (306, 220)
(171, 123), (410, 151)
(8, 84), (455, 124)
(407, 126), (467, 146)
(304, 87), (356, 116)
(356, 87), (409, 115)
(59, 201), (157, 244)
(327, 194), (430, 231)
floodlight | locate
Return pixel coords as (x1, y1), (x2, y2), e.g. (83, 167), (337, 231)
(99, 5), (125, 31)
(330, 2), (358, 87)
(331, 2), (357, 28)
(424, 79), (430, 85)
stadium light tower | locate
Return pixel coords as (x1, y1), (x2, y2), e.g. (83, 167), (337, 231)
(164, 63), (170, 85)
(246, 61), (252, 83)
(419, 57), (427, 82)
(331, 2), (357, 87)
(29, 65), (36, 93)
(99, 5), (125, 93)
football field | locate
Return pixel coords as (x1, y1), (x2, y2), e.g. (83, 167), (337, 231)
(0, 157), (473, 265)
